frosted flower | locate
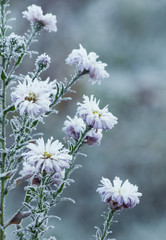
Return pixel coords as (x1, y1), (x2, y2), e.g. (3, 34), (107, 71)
(35, 53), (51, 71)
(14, 162), (36, 186)
(66, 44), (89, 73)
(11, 76), (57, 117)
(76, 95), (118, 130)
(97, 177), (142, 210)
(62, 116), (86, 140)
(23, 137), (72, 176)
(7, 33), (25, 56)
(63, 115), (103, 146)
(66, 44), (109, 84)
(22, 4), (57, 32)
(85, 129), (103, 146)
(20, 162), (36, 178)
(88, 53), (109, 84)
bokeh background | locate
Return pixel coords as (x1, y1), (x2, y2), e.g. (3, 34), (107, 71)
(5, 0), (166, 239)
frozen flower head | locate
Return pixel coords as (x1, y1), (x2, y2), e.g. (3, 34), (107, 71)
(66, 44), (109, 84)
(85, 129), (103, 146)
(63, 115), (103, 146)
(7, 33), (25, 56)
(22, 4), (57, 33)
(66, 44), (89, 73)
(97, 177), (142, 210)
(62, 116), (86, 140)
(76, 95), (118, 130)
(20, 162), (36, 178)
(11, 76), (57, 118)
(23, 137), (72, 177)
(35, 53), (51, 71)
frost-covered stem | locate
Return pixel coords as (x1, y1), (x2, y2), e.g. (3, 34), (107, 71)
(5, 28), (37, 86)
(54, 126), (91, 200)
(50, 71), (86, 108)
(0, 1), (5, 37)
(69, 126), (91, 156)
(0, 2), (7, 238)
(32, 68), (40, 82)
(26, 27), (37, 49)
(100, 209), (115, 240)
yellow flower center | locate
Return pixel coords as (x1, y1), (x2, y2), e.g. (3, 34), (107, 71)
(43, 151), (52, 159)
(93, 110), (102, 117)
(25, 92), (37, 103)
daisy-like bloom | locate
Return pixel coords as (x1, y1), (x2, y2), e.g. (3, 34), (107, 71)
(22, 4), (57, 33)
(97, 177), (142, 210)
(23, 137), (72, 177)
(62, 116), (86, 140)
(66, 44), (90, 73)
(62, 115), (103, 146)
(76, 95), (118, 130)
(11, 75), (57, 118)
(66, 44), (109, 84)
(85, 129), (103, 146)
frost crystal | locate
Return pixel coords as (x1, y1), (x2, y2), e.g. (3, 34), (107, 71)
(76, 95), (118, 130)
(97, 177), (142, 210)
(22, 4), (57, 32)
(66, 44), (109, 84)
(11, 76), (57, 118)
(22, 137), (72, 176)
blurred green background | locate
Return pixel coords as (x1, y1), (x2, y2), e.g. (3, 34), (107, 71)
(5, 0), (166, 239)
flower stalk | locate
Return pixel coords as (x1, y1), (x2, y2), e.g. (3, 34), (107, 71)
(0, 1), (7, 238)
(100, 209), (115, 240)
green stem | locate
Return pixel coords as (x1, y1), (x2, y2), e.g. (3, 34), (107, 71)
(53, 126), (91, 201)
(50, 71), (84, 108)
(0, 80), (6, 240)
(0, 2), (7, 239)
(101, 209), (115, 240)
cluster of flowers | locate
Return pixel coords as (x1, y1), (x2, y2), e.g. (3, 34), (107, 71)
(18, 93), (118, 184)
(11, 4), (141, 226)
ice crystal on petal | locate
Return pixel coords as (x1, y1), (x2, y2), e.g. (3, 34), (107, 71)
(11, 76), (57, 118)
(22, 137), (72, 176)
(22, 4), (57, 33)
(97, 177), (142, 210)
(76, 95), (118, 130)
(66, 44), (109, 84)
